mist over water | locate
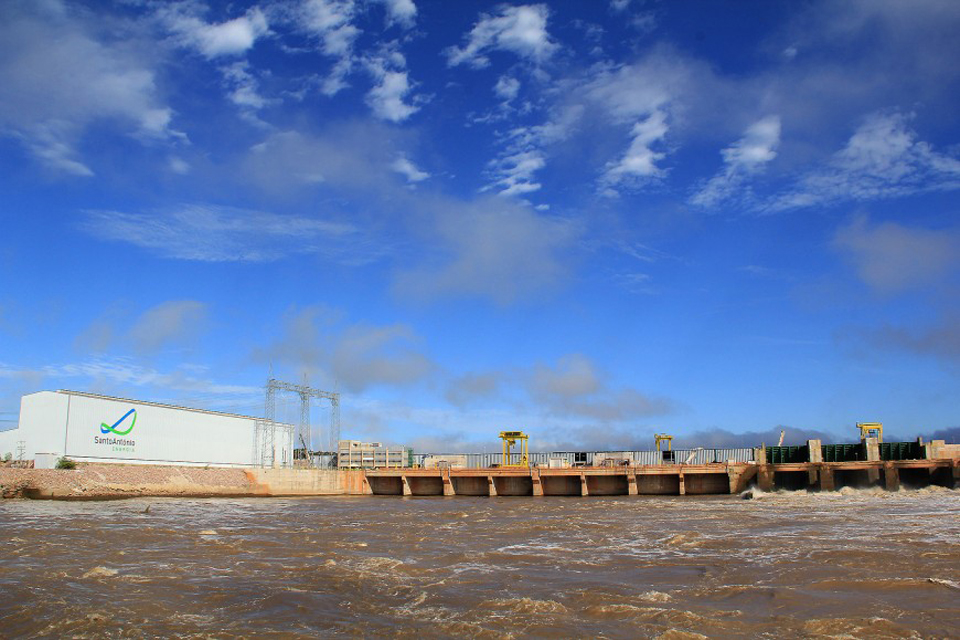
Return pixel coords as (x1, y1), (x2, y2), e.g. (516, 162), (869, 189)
(1, 489), (958, 638)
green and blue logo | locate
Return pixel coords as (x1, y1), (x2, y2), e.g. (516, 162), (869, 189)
(100, 408), (137, 435)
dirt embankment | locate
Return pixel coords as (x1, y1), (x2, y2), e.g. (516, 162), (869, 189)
(0, 464), (260, 500)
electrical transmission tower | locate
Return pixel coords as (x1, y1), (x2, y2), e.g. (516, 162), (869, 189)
(264, 377), (340, 465)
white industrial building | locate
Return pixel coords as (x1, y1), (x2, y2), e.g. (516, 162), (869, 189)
(0, 390), (293, 468)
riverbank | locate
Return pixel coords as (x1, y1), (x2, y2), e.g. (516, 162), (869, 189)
(0, 464), (368, 499)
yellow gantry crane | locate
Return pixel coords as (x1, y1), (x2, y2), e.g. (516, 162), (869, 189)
(499, 431), (529, 467)
(654, 433), (673, 452)
(857, 422), (883, 442)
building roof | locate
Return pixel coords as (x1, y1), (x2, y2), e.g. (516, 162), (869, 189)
(54, 389), (275, 423)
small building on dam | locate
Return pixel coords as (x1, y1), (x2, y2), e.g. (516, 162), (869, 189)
(0, 390), (294, 469)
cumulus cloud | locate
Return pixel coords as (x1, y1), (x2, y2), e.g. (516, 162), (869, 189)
(0, 1), (178, 175)
(866, 312), (960, 364)
(74, 301), (210, 357)
(446, 4), (557, 68)
(834, 216), (960, 366)
(393, 196), (579, 304)
(161, 5), (269, 58)
(483, 105), (584, 196)
(391, 155), (429, 182)
(487, 150), (546, 196)
(690, 115), (781, 208)
(373, 0), (417, 29)
(527, 354), (673, 421)
(769, 112), (960, 211)
(445, 372), (503, 407)
(6, 356), (262, 412)
(243, 124), (415, 192)
(494, 75), (521, 102)
(530, 354), (601, 398)
(221, 61), (269, 112)
(600, 109), (669, 189)
(833, 215), (959, 295)
(81, 204), (381, 265)
(296, 0), (360, 95)
(128, 301), (208, 354)
(364, 47), (420, 122)
(583, 49), (699, 193)
(332, 324), (434, 391)
(255, 306), (435, 393)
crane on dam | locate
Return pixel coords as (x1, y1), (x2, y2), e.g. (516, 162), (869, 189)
(499, 431), (529, 468)
(857, 422), (883, 442)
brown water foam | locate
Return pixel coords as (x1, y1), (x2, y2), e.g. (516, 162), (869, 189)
(1, 490), (958, 637)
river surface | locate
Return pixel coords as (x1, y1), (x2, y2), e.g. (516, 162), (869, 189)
(1, 488), (958, 638)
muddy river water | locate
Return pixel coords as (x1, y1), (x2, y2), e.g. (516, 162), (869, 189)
(1, 488), (958, 638)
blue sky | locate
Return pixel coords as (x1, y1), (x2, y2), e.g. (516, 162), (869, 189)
(1, 0), (959, 451)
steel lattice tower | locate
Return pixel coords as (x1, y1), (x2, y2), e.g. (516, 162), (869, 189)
(264, 377), (340, 464)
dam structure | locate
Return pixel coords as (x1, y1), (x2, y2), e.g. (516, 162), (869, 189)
(364, 438), (960, 497)
(1, 387), (958, 499)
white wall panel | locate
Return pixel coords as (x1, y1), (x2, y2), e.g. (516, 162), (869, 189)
(0, 428), (22, 459)
(15, 390), (293, 467)
(19, 392), (70, 459)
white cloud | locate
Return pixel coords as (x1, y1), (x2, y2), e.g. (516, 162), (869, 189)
(163, 6), (269, 59)
(531, 354), (601, 398)
(391, 155), (429, 182)
(168, 157), (191, 174)
(81, 204), (380, 265)
(394, 196), (579, 304)
(528, 354), (673, 421)
(374, 0), (417, 29)
(583, 55), (682, 123)
(255, 306), (435, 393)
(833, 215), (960, 295)
(19, 123), (95, 177)
(600, 109), (669, 188)
(0, 1), (178, 175)
(722, 115), (781, 169)
(487, 149), (546, 196)
(128, 301), (208, 354)
(769, 112), (960, 210)
(446, 4), (557, 68)
(222, 61), (270, 112)
(362, 40), (420, 122)
(482, 105), (584, 197)
(690, 115), (781, 208)
(868, 311), (960, 364)
(243, 126), (411, 191)
(300, 0), (358, 56)
(366, 68), (419, 122)
(494, 75), (521, 102)
(582, 50), (697, 194)
(332, 323), (434, 392)
(445, 372), (502, 407)
(296, 0), (360, 96)
(1, 357), (261, 410)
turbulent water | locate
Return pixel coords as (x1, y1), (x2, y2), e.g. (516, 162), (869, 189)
(1, 489), (958, 638)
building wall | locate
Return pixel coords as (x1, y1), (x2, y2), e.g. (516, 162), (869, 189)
(337, 440), (411, 469)
(0, 428), (23, 460)
(16, 391), (293, 468)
